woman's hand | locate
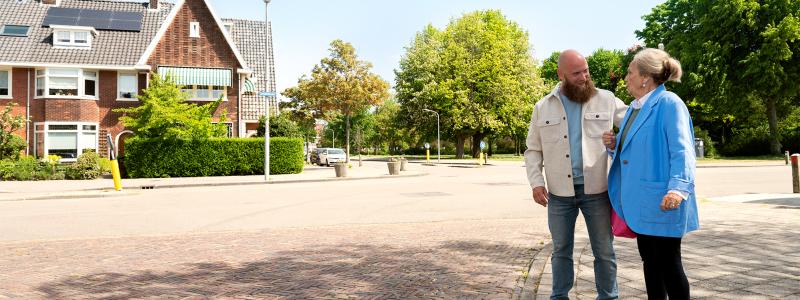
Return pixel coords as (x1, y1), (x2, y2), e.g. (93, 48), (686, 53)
(660, 193), (683, 211)
(602, 131), (616, 150)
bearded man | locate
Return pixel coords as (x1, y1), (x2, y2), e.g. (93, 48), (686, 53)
(525, 49), (627, 299)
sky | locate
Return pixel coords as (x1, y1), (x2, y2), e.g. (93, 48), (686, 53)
(204, 0), (667, 97)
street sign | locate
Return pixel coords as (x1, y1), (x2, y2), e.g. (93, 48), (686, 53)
(424, 142), (430, 149)
(258, 91), (276, 97)
(479, 141), (486, 150)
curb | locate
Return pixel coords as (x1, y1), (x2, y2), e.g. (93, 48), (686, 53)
(517, 241), (553, 299)
(0, 171), (429, 202)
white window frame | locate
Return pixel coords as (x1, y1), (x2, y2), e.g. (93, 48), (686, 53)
(223, 22), (233, 34)
(33, 68), (98, 99)
(183, 84), (227, 101)
(117, 72), (138, 101)
(0, 68), (11, 99)
(52, 29), (93, 48)
(33, 121), (98, 162)
(189, 22), (200, 38)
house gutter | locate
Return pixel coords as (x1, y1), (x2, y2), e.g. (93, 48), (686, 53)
(237, 74), (242, 137)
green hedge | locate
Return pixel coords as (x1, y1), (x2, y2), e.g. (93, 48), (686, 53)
(123, 137), (304, 178)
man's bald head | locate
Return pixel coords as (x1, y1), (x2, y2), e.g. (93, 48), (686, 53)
(557, 49), (596, 103)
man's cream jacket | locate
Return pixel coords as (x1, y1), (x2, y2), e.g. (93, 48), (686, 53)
(525, 84), (627, 197)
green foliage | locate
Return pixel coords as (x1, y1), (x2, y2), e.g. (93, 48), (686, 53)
(394, 10), (546, 158)
(123, 137), (303, 178)
(540, 51), (560, 85)
(693, 127), (718, 158)
(65, 150), (101, 180)
(256, 112), (303, 138)
(98, 157), (112, 175)
(0, 103), (26, 160)
(282, 39), (390, 158)
(586, 48), (625, 92)
(114, 74), (229, 139)
(614, 79), (634, 104)
(638, 0), (800, 154)
(0, 156), (63, 181)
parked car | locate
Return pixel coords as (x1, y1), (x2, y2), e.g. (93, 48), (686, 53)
(312, 148), (346, 166)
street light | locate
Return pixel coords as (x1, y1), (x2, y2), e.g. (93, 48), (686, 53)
(262, 0), (271, 181)
(422, 108), (440, 163)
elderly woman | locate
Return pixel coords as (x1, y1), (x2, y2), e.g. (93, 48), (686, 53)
(603, 48), (699, 300)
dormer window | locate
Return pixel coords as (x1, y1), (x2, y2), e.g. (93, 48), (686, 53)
(0, 25), (30, 37)
(50, 25), (96, 48)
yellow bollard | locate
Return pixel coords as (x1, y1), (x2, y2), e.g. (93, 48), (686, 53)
(426, 149), (430, 162)
(111, 159), (122, 191)
(478, 152), (484, 166)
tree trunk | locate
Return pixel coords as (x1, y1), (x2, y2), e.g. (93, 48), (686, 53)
(455, 135), (466, 159)
(345, 113), (351, 162)
(471, 133), (485, 158)
(766, 97), (781, 154)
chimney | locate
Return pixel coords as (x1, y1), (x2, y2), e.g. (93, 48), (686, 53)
(41, 0), (57, 4)
(149, 0), (159, 10)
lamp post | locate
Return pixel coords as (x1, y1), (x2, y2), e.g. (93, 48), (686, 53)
(422, 108), (440, 163)
(262, 0), (271, 181)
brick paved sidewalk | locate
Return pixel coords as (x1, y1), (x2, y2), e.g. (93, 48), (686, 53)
(0, 218), (549, 299)
(522, 199), (800, 299)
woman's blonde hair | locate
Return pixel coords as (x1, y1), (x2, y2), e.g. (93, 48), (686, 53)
(632, 48), (682, 84)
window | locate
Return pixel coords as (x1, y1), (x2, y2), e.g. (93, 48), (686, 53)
(35, 122), (98, 161)
(1, 25), (30, 37)
(83, 71), (97, 97)
(189, 22), (199, 38)
(52, 29), (92, 47)
(223, 22), (233, 34)
(48, 68), (79, 96)
(182, 85), (227, 101)
(34, 68), (98, 98)
(0, 69), (9, 97)
(118, 73), (138, 100)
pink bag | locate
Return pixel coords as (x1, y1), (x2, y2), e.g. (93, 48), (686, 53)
(611, 209), (637, 238)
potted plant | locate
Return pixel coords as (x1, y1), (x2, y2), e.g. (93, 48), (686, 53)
(387, 157), (401, 175)
(333, 161), (347, 177)
(399, 156), (408, 171)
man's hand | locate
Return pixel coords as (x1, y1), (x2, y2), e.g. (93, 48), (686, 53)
(532, 186), (549, 207)
(602, 131), (616, 150)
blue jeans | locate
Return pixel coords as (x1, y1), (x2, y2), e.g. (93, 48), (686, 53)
(548, 184), (618, 300)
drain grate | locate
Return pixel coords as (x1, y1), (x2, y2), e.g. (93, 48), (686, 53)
(140, 185), (155, 189)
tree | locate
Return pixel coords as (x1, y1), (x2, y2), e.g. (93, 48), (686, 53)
(282, 40), (390, 161)
(586, 48), (625, 92)
(540, 51), (560, 85)
(114, 74), (228, 139)
(0, 103), (26, 160)
(638, 0), (800, 154)
(395, 10), (544, 158)
(256, 112), (302, 138)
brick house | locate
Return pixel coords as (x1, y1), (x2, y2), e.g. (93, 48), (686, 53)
(0, 0), (276, 161)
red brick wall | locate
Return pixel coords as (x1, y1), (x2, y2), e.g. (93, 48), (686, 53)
(146, 0), (240, 136)
(0, 68), (31, 144)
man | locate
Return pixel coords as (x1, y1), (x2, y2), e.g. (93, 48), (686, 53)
(525, 49), (627, 299)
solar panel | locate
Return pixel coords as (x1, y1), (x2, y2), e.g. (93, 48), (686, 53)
(112, 11), (142, 21)
(43, 16), (78, 26)
(43, 7), (143, 32)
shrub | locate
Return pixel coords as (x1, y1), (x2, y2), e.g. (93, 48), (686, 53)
(65, 150), (102, 180)
(0, 156), (54, 181)
(124, 137), (304, 178)
(693, 127), (718, 158)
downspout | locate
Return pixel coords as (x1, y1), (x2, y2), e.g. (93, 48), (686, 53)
(26, 69), (31, 156)
(237, 75), (242, 137)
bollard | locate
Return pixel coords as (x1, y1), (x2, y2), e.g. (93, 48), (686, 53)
(426, 149), (430, 162)
(792, 154), (799, 193)
(786, 151), (790, 165)
(478, 152), (484, 166)
(111, 159), (122, 191)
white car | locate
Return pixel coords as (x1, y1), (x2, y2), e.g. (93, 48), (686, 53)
(318, 148), (347, 166)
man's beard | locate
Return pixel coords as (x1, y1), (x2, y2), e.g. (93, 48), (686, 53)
(561, 78), (597, 103)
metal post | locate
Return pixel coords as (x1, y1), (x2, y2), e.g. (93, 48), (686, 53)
(786, 150), (790, 165)
(263, 0), (271, 181)
(792, 154), (799, 193)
